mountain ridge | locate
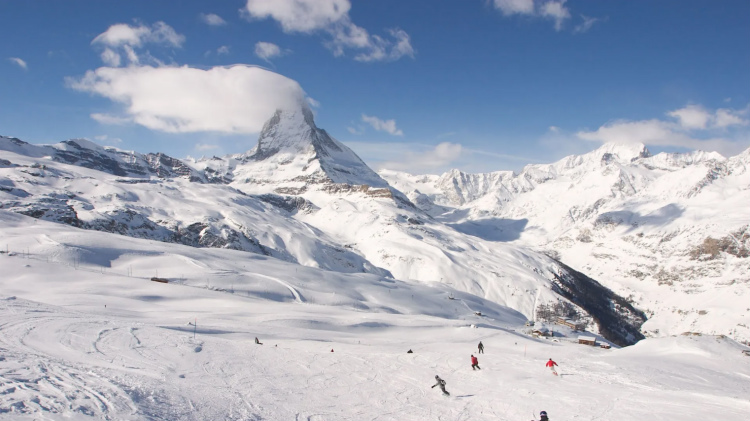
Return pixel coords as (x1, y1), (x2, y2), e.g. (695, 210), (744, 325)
(0, 115), (647, 346)
(380, 142), (750, 344)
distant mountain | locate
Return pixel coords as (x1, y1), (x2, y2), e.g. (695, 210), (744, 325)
(0, 109), (647, 346)
(381, 142), (750, 344)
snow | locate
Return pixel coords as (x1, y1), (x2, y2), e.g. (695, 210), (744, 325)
(1, 128), (598, 333)
(1, 212), (749, 420)
(2, 120), (750, 418)
(380, 143), (750, 343)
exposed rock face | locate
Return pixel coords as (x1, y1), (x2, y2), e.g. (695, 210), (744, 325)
(551, 261), (647, 347)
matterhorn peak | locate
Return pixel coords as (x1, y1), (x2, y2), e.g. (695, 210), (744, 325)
(251, 105), (335, 160)
(235, 105), (389, 189)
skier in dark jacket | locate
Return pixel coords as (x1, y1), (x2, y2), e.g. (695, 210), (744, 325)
(477, 341), (484, 353)
(431, 375), (449, 396)
(539, 410), (549, 421)
(471, 354), (481, 370)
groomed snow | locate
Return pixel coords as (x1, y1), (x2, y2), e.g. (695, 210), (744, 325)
(1, 212), (749, 420)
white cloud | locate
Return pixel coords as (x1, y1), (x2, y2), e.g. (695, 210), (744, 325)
(578, 119), (687, 145)
(100, 48), (121, 67)
(196, 143), (220, 151)
(577, 104), (750, 157)
(123, 45), (140, 65)
(361, 114), (403, 136)
(540, 0), (570, 31)
(92, 22), (184, 48)
(93, 134), (122, 144)
(493, 0), (535, 15)
(255, 42), (283, 62)
(69, 65), (307, 134)
(668, 104), (748, 130)
(200, 13), (227, 26)
(243, 0), (413, 62)
(350, 28), (414, 62)
(8, 57), (27, 69)
(387, 29), (415, 60)
(346, 141), (536, 174)
(714, 108), (748, 128)
(92, 22), (184, 66)
(490, 0), (573, 31)
(351, 142), (463, 173)
(91, 113), (132, 125)
(306, 97), (320, 108)
(347, 126), (364, 135)
(243, 0), (350, 33)
(573, 14), (601, 33)
(667, 104), (712, 129)
(217, 45), (230, 55)
(382, 142), (462, 172)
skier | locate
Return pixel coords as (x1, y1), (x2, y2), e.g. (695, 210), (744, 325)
(407, 349), (413, 353)
(477, 341), (484, 354)
(431, 375), (450, 396)
(539, 410), (550, 421)
(255, 337), (263, 345)
(471, 354), (481, 370)
(545, 358), (558, 375)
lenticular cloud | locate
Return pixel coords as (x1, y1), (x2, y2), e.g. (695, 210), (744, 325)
(68, 65), (307, 134)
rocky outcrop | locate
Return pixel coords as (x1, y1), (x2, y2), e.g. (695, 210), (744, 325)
(552, 261), (647, 346)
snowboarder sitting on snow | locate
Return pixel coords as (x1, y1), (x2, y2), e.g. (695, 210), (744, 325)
(471, 354), (481, 370)
(255, 337), (263, 345)
(477, 341), (484, 353)
(545, 358), (558, 375)
(407, 349), (413, 353)
(431, 375), (449, 396)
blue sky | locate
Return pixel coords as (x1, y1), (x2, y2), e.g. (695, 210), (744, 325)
(1, 0), (748, 174)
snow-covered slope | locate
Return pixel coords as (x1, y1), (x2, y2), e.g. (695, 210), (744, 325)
(381, 143), (750, 343)
(0, 211), (748, 420)
(0, 111), (645, 346)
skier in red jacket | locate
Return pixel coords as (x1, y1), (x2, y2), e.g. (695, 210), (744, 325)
(471, 354), (481, 370)
(545, 358), (558, 375)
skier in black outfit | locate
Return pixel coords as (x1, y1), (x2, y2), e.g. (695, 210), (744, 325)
(533, 410), (549, 421)
(431, 375), (450, 396)
(477, 341), (484, 353)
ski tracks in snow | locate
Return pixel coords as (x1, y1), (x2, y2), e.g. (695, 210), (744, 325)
(0, 298), (201, 420)
(253, 273), (304, 303)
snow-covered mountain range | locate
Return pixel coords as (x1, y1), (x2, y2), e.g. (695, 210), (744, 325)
(381, 142), (750, 343)
(4, 106), (747, 345)
(2, 105), (750, 420)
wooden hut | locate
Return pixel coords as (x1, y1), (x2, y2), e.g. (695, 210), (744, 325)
(578, 335), (596, 346)
(557, 317), (586, 331)
(532, 327), (551, 337)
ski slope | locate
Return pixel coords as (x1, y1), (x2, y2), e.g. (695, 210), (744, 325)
(1, 212), (748, 420)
